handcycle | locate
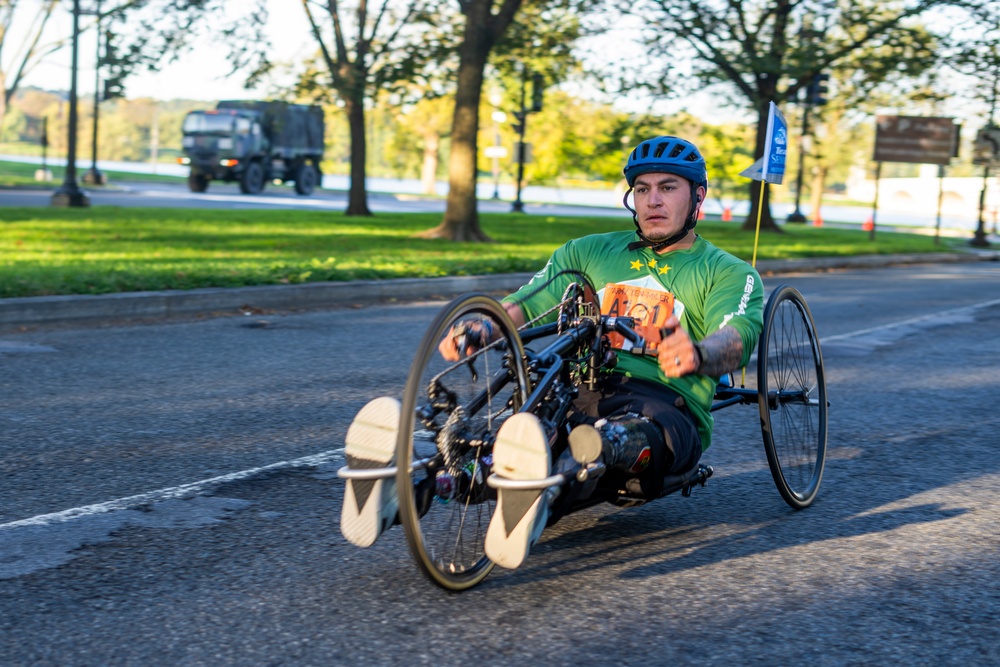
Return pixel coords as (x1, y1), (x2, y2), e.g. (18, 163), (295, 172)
(338, 279), (828, 591)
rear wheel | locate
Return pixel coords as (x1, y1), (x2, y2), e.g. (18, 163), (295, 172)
(238, 161), (265, 194)
(294, 163), (318, 195)
(757, 285), (828, 509)
(396, 294), (530, 591)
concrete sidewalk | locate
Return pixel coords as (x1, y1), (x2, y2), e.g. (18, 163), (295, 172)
(1, 252), (996, 330)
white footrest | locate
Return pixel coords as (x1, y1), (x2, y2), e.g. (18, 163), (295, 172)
(486, 472), (567, 490)
(337, 456), (433, 480)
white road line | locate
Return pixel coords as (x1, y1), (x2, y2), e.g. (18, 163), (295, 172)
(0, 448), (345, 532)
(821, 297), (1000, 342)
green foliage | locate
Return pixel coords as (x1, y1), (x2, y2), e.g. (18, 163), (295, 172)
(0, 207), (955, 298)
(0, 159), (178, 186)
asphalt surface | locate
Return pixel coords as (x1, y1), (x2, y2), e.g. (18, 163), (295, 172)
(1, 261), (999, 666)
(2, 251), (997, 331)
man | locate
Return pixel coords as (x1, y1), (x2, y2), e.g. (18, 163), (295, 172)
(340, 136), (764, 569)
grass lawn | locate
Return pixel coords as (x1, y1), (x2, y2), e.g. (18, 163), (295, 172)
(0, 206), (969, 299)
(0, 159), (186, 187)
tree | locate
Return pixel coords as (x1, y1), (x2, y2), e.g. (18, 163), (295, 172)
(392, 93), (454, 194)
(945, 2), (1000, 120)
(631, 0), (974, 232)
(418, 0), (595, 240)
(415, 0), (526, 241)
(0, 0), (62, 127)
(298, 0), (436, 216)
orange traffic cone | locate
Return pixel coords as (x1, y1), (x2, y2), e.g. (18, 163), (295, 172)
(721, 207), (732, 222)
(698, 207), (705, 220)
(812, 214), (823, 227)
(862, 216), (874, 232)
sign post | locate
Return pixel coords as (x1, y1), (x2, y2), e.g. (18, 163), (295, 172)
(871, 115), (959, 241)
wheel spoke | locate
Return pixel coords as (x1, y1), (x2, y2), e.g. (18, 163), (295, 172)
(396, 295), (529, 590)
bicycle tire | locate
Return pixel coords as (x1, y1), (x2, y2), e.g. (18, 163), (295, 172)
(757, 285), (828, 509)
(396, 294), (530, 590)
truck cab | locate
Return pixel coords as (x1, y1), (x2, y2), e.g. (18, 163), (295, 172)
(180, 108), (270, 193)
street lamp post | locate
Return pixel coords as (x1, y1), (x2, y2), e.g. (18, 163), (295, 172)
(490, 110), (506, 199)
(51, 0), (90, 207)
(83, 0), (105, 186)
(971, 88), (998, 248)
(511, 69), (528, 213)
(787, 104), (810, 223)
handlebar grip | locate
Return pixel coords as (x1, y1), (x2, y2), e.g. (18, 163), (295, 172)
(613, 319), (643, 344)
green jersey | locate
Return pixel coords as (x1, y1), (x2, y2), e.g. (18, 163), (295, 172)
(503, 230), (764, 451)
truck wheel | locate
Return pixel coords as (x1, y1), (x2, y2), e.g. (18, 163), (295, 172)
(239, 162), (265, 195)
(188, 173), (209, 193)
(294, 163), (318, 196)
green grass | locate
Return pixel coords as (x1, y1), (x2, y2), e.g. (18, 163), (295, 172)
(0, 159), (186, 187)
(0, 206), (972, 299)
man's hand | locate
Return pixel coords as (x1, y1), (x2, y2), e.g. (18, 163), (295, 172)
(656, 318), (746, 378)
(656, 315), (701, 377)
(438, 319), (495, 362)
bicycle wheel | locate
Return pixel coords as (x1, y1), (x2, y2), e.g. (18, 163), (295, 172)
(397, 294), (530, 590)
(757, 285), (828, 509)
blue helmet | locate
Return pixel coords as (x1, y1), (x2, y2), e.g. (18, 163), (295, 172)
(623, 136), (708, 189)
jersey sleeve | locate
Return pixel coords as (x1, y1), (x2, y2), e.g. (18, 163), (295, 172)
(502, 241), (581, 324)
(702, 260), (764, 367)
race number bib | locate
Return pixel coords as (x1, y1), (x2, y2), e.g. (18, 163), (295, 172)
(600, 283), (675, 351)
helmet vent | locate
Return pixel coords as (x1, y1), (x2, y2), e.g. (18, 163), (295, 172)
(653, 142), (667, 158)
(668, 144), (684, 158)
(684, 151), (700, 162)
(640, 143), (650, 158)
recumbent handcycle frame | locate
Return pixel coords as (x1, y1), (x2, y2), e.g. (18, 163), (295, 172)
(339, 281), (828, 591)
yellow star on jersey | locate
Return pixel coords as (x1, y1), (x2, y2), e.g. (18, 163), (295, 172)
(630, 260), (643, 271)
(658, 264), (672, 275)
(647, 259), (658, 268)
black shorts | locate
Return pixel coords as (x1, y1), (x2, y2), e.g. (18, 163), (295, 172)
(570, 374), (702, 496)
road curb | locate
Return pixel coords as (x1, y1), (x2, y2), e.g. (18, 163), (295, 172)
(1, 252), (995, 330)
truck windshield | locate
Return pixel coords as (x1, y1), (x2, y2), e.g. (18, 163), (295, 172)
(183, 113), (234, 134)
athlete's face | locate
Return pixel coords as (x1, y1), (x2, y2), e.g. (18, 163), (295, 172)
(632, 172), (705, 243)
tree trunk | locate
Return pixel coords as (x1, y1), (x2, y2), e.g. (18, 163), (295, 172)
(0, 71), (8, 128)
(419, 33), (491, 241)
(741, 100), (780, 233)
(420, 132), (439, 196)
(810, 164), (827, 224)
(345, 97), (371, 216)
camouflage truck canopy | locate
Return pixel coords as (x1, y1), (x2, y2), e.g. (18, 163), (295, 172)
(216, 100), (324, 157)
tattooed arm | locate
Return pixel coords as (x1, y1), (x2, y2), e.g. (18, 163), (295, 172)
(656, 315), (745, 378)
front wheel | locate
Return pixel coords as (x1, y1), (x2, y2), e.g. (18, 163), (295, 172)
(757, 285), (828, 509)
(188, 173), (209, 193)
(396, 294), (530, 591)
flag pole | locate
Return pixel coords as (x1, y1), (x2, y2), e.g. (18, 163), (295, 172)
(739, 100), (788, 386)
(751, 182), (765, 268)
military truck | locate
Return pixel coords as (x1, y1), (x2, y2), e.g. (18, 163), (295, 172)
(179, 100), (324, 195)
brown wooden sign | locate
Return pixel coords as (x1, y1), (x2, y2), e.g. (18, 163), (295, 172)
(874, 115), (958, 165)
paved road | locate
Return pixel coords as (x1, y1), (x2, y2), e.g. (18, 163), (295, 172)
(1, 262), (999, 665)
(2, 179), (629, 218)
(4, 174), (995, 235)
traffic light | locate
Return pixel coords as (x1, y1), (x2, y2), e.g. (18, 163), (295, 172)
(531, 73), (545, 113)
(511, 111), (525, 135)
(806, 73), (830, 106)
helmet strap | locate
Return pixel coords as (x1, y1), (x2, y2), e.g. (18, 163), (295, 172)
(623, 185), (701, 252)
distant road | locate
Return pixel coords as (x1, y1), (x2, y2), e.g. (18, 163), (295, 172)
(3, 153), (990, 234)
